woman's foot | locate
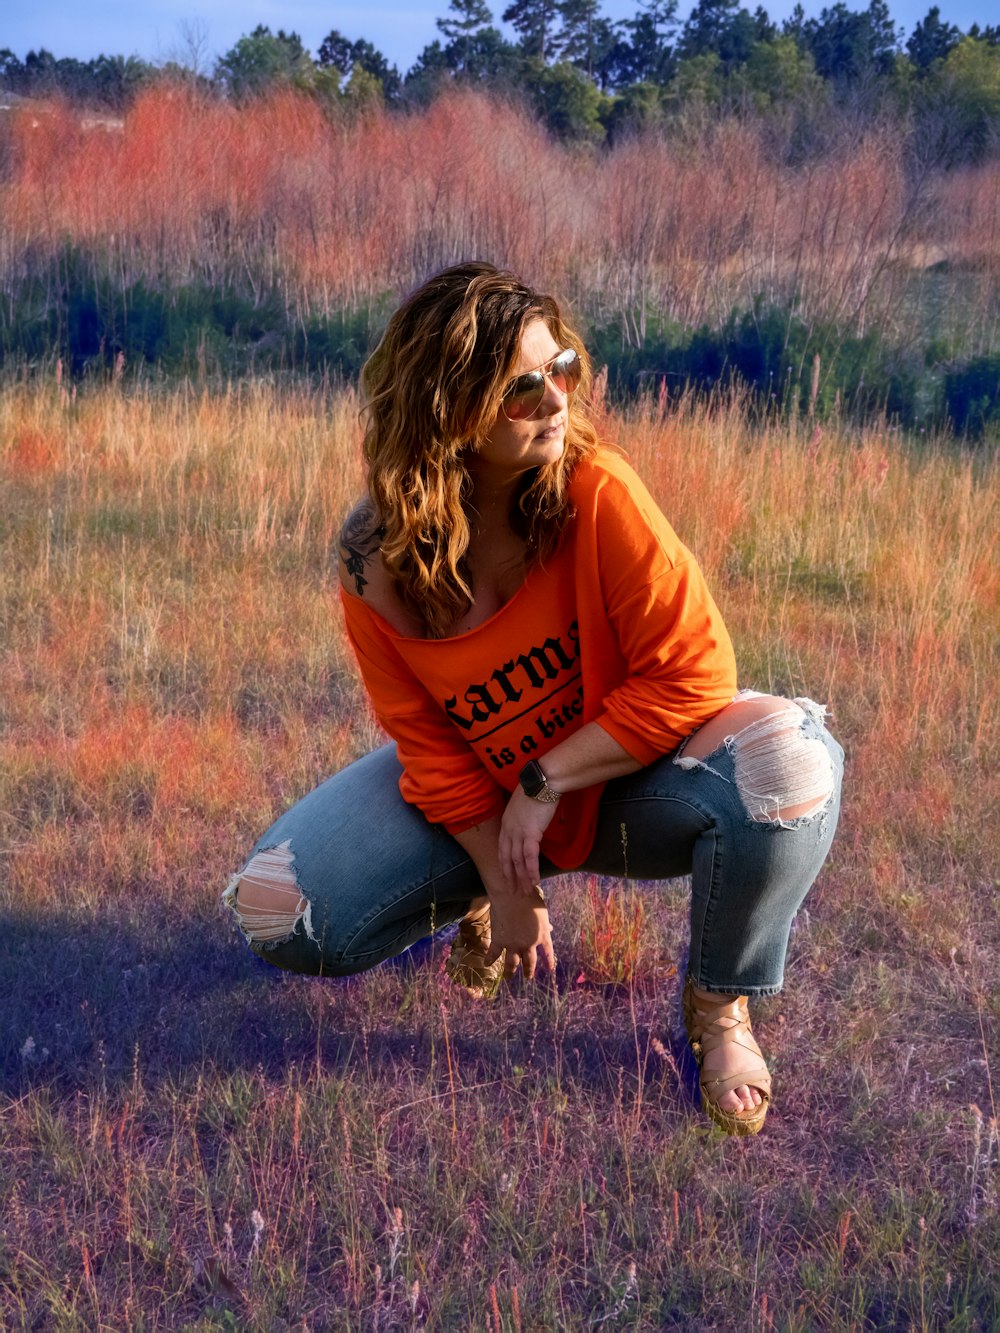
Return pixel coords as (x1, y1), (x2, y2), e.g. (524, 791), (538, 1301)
(445, 900), (505, 998)
(683, 978), (772, 1135)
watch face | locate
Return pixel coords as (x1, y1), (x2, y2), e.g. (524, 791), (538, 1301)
(519, 761), (545, 797)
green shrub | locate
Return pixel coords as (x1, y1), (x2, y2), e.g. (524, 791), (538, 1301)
(0, 245), (390, 383)
(944, 355), (1000, 439)
(587, 300), (931, 430)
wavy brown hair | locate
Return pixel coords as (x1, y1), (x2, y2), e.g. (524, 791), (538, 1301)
(360, 261), (598, 638)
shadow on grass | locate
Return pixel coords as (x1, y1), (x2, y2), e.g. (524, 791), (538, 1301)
(1, 905), (697, 1106)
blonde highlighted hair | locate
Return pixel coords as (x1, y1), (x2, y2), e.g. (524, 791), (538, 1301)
(361, 261), (598, 638)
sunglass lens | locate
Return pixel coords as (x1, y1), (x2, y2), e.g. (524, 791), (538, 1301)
(549, 349), (582, 394)
(503, 373), (545, 421)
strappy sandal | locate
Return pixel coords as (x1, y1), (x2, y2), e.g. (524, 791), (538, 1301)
(445, 904), (505, 999)
(682, 976), (772, 1136)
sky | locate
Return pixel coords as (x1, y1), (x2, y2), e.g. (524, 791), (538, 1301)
(4, 0), (994, 75)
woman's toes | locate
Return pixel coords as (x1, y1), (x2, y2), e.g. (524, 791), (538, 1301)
(716, 1085), (764, 1114)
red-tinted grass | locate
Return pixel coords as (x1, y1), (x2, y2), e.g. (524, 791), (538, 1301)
(3, 87), (997, 339)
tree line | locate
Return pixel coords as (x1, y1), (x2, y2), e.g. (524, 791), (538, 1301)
(2, 0), (999, 160)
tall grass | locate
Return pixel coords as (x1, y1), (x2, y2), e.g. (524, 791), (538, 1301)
(2, 86), (998, 349)
(1, 374), (996, 1326)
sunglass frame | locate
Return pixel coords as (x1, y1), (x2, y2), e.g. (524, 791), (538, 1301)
(501, 348), (582, 421)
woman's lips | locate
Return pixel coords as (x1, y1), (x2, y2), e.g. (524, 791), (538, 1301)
(534, 420), (564, 440)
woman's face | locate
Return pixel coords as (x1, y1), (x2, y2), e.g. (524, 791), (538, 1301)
(468, 318), (569, 491)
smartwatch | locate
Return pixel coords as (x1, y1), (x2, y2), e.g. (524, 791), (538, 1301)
(518, 760), (562, 804)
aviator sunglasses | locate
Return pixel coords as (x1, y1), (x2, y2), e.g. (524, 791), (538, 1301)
(501, 348), (582, 421)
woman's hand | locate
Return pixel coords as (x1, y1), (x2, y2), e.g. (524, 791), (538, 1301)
(483, 887), (556, 981)
(451, 809), (557, 984)
(499, 786), (560, 892)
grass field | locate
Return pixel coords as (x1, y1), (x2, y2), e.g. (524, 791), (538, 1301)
(1, 375), (997, 1329)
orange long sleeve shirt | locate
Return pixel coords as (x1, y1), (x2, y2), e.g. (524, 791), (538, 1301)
(339, 448), (737, 869)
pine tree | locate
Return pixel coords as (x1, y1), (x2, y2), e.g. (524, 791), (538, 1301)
(437, 0), (496, 74)
(556, 0), (604, 76)
(679, 0), (760, 69)
(803, 1), (900, 83)
(617, 0), (678, 84)
(437, 0), (494, 41)
(502, 0), (561, 61)
(317, 31), (401, 99)
(216, 26), (313, 102)
(906, 5), (960, 69)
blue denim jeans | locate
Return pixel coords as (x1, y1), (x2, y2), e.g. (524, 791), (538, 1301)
(224, 700), (843, 996)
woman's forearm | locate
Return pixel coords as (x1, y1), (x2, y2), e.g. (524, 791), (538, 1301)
(452, 815), (509, 894)
(526, 721), (643, 793)
(454, 724), (644, 898)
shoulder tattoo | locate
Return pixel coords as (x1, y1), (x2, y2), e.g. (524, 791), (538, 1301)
(339, 498), (383, 597)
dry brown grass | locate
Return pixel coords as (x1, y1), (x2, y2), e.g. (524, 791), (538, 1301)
(1, 376), (997, 1328)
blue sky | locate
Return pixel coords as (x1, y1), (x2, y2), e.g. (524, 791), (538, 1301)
(5, 0), (993, 74)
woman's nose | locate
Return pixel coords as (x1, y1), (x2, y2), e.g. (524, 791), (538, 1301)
(538, 374), (566, 416)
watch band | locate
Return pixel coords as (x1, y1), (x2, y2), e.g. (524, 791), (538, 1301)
(518, 760), (562, 803)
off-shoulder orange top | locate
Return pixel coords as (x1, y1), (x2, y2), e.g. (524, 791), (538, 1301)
(339, 449), (737, 869)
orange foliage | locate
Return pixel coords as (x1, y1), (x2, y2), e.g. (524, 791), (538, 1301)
(4, 85), (996, 333)
(0, 379), (993, 924)
(577, 878), (649, 986)
(6, 427), (62, 474)
(6, 703), (249, 819)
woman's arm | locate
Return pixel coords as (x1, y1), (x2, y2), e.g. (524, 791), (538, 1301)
(340, 576), (557, 979)
(498, 465), (737, 898)
(451, 815), (557, 981)
(338, 581), (507, 835)
(586, 464), (737, 760)
(497, 722), (642, 892)
(462, 724), (641, 978)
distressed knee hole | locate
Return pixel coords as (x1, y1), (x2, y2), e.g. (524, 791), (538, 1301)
(729, 705), (835, 824)
(222, 839), (316, 945)
(674, 695), (836, 826)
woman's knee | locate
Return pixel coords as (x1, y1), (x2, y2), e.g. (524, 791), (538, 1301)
(222, 843), (364, 976)
(221, 744), (413, 964)
(677, 692), (839, 825)
(223, 839), (317, 949)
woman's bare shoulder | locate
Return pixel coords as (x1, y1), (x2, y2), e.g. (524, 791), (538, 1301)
(338, 497), (383, 597)
(337, 499), (424, 636)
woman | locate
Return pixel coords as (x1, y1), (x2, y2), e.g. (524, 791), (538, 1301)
(224, 262), (843, 1137)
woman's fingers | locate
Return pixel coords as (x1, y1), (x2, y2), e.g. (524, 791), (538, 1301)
(517, 941), (556, 981)
(499, 827), (518, 882)
(500, 834), (542, 895)
(540, 934), (556, 973)
(483, 899), (556, 982)
(520, 837), (541, 888)
(508, 946), (532, 980)
(509, 844), (539, 893)
(499, 789), (558, 892)
(504, 929), (557, 982)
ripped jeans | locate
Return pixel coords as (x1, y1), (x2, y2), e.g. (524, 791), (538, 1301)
(223, 694), (844, 996)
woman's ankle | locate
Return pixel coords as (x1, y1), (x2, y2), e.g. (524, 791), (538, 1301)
(690, 981), (744, 1005)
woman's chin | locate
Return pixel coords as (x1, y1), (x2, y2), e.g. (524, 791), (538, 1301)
(532, 431), (566, 467)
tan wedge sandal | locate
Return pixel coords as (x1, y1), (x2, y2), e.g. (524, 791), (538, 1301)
(444, 903), (505, 999)
(682, 976), (772, 1136)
